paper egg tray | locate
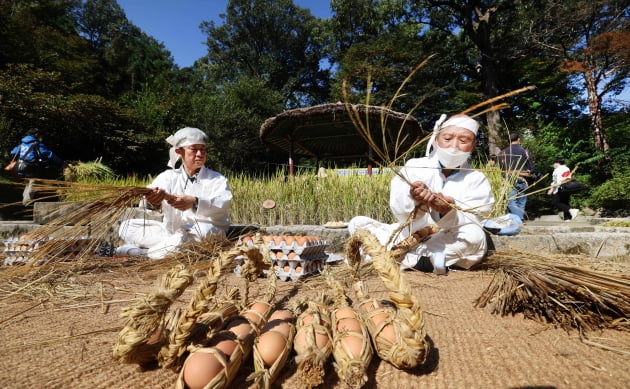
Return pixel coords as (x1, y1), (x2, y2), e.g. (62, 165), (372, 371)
(3, 236), (94, 266)
(239, 235), (329, 256)
(233, 252), (328, 281)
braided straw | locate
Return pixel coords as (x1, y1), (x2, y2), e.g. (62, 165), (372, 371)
(345, 229), (430, 369)
(324, 267), (373, 389)
(159, 245), (255, 370)
(112, 264), (194, 365)
(247, 311), (296, 389)
(292, 293), (334, 389)
(175, 244), (278, 389)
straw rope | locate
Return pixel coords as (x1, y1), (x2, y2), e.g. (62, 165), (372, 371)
(292, 293), (334, 389)
(112, 264), (193, 365)
(324, 267), (373, 388)
(158, 244), (261, 370)
(345, 229), (430, 369)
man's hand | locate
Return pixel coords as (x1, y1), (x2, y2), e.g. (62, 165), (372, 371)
(167, 194), (196, 211)
(146, 187), (167, 206)
(410, 181), (454, 215)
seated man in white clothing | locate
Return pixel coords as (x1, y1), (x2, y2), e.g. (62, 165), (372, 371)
(348, 113), (495, 274)
(110, 127), (232, 259)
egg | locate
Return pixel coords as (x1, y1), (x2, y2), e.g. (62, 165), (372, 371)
(294, 328), (329, 352)
(370, 312), (389, 327)
(182, 351), (223, 389)
(294, 265), (302, 274)
(276, 251), (285, 259)
(335, 307), (358, 321)
(299, 313), (313, 326)
(287, 252), (297, 259)
(269, 309), (294, 322)
(380, 323), (396, 342)
(257, 330), (287, 367)
(249, 301), (272, 316)
(262, 319), (291, 337)
(213, 338), (238, 358)
(225, 318), (253, 340)
(283, 264), (291, 272)
(283, 236), (295, 246)
(242, 311), (263, 329)
(341, 335), (363, 358)
(145, 326), (163, 344)
(262, 235), (272, 244)
(272, 236), (283, 246)
(337, 317), (362, 333)
(361, 300), (377, 312)
(295, 236), (308, 246)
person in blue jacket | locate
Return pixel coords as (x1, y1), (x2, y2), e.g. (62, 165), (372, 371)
(10, 128), (65, 178)
(10, 128), (65, 204)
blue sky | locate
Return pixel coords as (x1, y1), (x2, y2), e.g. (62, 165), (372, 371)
(117, 0), (332, 68)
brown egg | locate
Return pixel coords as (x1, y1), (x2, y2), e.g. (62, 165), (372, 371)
(241, 236), (252, 245)
(269, 309), (294, 322)
(262, 319), (291, 337)
(283, 264), (291, 272)
(182, 351), (223, 389)
(294, 327), (329, 353)
(294, 265), (302, 274)
(262, 235), (272, 244)
(257, 330), (287, 367)
(276, 251), (285, 259)
(337, 317), (362, 333)
(380, 323), (396, 342)
(242, 311), (263, 328)
(213, 338), (238, 358)
(284, 236), (295, 246)
(272, 236), (283, 246)
(295, 236), (308, 246)
(273, 264), (279, 271)
(249, 301), (272, 316)
(361, 300), (377, 312)
(370, 312), (389, 327)
(341, 335), (363, 359)
(287, 252), (297, 259)
(335, 307), (358, 321)
(299, 313), (313, 326)
(145, 326), (163, 344)
(225, 318), (253, 340)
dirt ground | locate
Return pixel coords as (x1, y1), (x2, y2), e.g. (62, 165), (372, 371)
(0, 252), (628, 389)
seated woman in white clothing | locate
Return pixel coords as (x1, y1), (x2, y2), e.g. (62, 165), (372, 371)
(112, 127), (232, 259)
(348, 113), (495, 274)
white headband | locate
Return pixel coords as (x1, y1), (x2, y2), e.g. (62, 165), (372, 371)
(425, 114), (479, 156)
(166, 127), (208, 168)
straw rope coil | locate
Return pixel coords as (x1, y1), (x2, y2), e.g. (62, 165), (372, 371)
(324, 267), (373, 388)
(112, 264), (194, 365)
(345, 229), (431, 369)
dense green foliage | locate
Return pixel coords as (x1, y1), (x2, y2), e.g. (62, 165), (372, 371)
(1, 0), (628, 212)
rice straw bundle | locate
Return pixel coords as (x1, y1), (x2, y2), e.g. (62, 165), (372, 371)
(112, 264), (194, 366)
(345, 229), (430, 369)
(175, 249), (277, 389)
(248, 308), (296, 389)
(292, 293), (334, 389)
(323, 267), (373, 388)
(475, 252), (630, 333)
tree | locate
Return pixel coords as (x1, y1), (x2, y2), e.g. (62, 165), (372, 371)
(199, 0), (330, 107)
(541, 1), (630, 154)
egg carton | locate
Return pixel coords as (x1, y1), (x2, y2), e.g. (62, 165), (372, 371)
(239, 235), (329, 256)
(3, 236), (94, 266)
(272, 254), (328, 281)
(233, 252), (328, 281)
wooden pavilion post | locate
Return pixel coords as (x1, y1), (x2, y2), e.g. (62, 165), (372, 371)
(288, 140), (295, 176)
(367, 148), (373, 176)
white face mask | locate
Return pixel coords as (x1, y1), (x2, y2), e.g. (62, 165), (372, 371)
(435, 146), (471, 168)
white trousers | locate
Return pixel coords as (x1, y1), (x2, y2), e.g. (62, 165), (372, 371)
(118, 219), (224, 259)
(348, 216), (487, 272)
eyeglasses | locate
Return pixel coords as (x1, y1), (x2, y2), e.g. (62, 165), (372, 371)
(183, 146), (207, 154)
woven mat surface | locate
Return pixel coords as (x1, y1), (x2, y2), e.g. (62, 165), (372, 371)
(0, 257), (628, 389)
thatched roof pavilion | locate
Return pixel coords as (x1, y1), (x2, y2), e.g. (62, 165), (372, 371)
(260, 102), (425, 175)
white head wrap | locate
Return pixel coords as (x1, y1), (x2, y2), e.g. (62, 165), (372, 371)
(165, 127), (208, 168)
(425, 114), (480, 156)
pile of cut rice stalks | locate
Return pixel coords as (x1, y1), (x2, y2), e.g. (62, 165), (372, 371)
(475, 251), (630, 335)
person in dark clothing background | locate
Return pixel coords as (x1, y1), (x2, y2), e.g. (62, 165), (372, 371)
(498, 133), (535, 220)
(9, 128), (65, 204)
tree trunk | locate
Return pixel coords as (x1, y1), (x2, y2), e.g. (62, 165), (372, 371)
(584, 72), (610, 154)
